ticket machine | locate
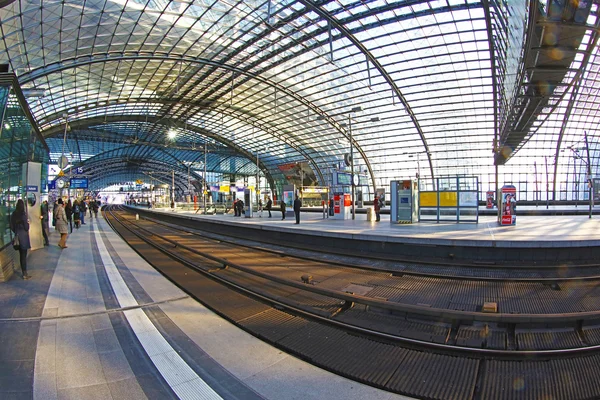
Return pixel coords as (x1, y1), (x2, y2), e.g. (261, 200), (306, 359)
(333, 192), (351, 219)
(390, 179), (419, 223)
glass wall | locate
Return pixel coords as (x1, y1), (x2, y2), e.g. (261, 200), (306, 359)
(0, 84), (49, 248)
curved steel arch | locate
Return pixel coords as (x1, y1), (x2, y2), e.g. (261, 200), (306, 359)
(551, 15), (600, 198)
(20, 53), (367, 189)
(81, 158), (197, 193)
(44, 114), (278, 192)
(298, 0), (435, 188)
(43, 112), (296, 191)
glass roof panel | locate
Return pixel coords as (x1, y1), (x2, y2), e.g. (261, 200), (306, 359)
(0, 0), (598, 198)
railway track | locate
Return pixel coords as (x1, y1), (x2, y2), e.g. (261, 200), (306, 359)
(104, 206), (600, 400)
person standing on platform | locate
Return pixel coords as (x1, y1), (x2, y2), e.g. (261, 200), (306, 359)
(72, 200), (81, 229)
(10, 199), (31, 279)
(40, 200), (50, 246)
(293, 195), (302, 224)
(238, 198), (244, 216)
(374, 194), (381, 222)
(52, 200), (58, 230)
(55, 198), (69, 249)
(93, 201), (99, 218)
(280, 199), (286, 220)
(266, 197), (272, 218)
(80, 200), (87, 225)
(89, 199), (93, 219)
(65, 199), (73, 233)
(258, 199), (263, 217)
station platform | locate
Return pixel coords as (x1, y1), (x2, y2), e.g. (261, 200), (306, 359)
(0, 215), (409, 400)
(134, 205), (600, 265)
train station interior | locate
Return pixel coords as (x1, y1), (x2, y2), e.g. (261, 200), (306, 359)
(1, 1), (600, 399)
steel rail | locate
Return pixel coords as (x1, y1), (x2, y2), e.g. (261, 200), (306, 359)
(106, 206), (600, 332)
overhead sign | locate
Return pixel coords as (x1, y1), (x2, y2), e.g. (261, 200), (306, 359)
(303, 187), (328, 194)
(70, 178), (88, 189)
(26, 185), (38, 192)
(335, 172), (352, 186)
(76, 166), (84, 174)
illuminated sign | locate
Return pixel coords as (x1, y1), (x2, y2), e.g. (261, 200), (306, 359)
(70, 178), (88, 189)
(335, 172), (352, 185)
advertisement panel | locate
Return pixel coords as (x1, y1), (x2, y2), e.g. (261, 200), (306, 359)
(500, 185), (517, 225)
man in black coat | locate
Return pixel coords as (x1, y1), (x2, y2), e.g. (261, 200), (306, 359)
(266, 197), (272, 218)
(293, 195), (302, 224)
(280, 199), (286, 220)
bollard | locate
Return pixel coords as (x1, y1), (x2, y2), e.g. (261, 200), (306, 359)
(135, 214), (139, 221)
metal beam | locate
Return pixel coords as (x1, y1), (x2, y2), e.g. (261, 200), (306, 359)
(297, 0), (435, 189)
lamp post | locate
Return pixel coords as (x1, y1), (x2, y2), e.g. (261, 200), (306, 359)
(204, 141), (208, 214)
(171, 169), (175, 209)
(568, 132), (593, 218)
(348, 106), (362, 220)
(584, 131), (593, 219)
(256, 148), (260, 209)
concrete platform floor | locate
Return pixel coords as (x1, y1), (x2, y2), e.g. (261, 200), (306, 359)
(0, 213), (411, 400)
(144, 205), (600, 245)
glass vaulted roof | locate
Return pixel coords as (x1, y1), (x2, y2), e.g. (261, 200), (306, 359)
(0, 0), (599, 198)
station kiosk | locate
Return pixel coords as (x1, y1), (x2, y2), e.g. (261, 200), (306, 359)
(499, 185), (516, 225)
(332, 192), (351, 219)
(390, 179), (419, 223)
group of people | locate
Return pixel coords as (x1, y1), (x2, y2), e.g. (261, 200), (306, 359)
(233, 198), (245, 216)
(233, 195), (302, 223)
(10, 197), (100, 280)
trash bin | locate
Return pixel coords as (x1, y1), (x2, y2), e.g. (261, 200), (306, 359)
(366, 207), (374, 222)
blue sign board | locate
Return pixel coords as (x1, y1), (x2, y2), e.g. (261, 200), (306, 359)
(76, 167), (84, 174)
(48, 181), (56, 190)
(26, 185), (38, 192)
(70, 178), (88, 189)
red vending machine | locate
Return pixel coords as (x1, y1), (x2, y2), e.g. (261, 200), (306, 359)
(499, 185), (516, 225)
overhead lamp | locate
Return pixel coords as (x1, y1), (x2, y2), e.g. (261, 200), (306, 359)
(168, 129), (177, 139)
(350, 106), (363, 113)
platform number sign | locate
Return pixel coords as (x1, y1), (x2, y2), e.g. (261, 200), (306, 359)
(76, 167), (84, 175)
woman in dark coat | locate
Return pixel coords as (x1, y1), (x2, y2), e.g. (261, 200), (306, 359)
(10, 199), (31, 279)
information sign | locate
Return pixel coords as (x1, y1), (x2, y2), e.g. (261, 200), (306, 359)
(70, 178), (89, 189)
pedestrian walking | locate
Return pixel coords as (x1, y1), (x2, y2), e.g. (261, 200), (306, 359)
(10, 199), (31, 279)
